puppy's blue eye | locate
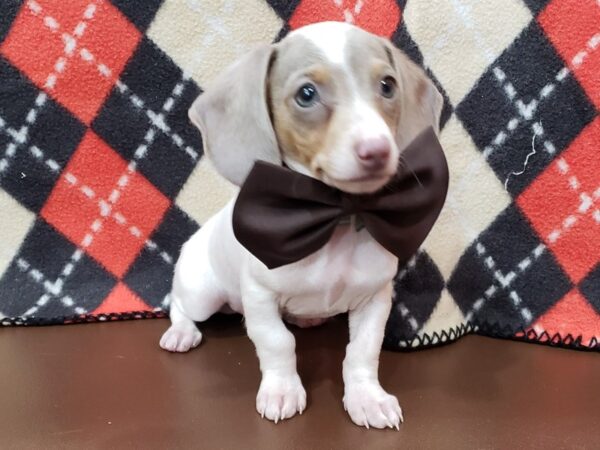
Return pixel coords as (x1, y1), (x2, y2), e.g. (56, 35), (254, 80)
(295, 83), (319, 107)
(380, 76), (397, 98)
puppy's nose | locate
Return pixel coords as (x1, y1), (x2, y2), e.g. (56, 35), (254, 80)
(355, 137), (391, 170)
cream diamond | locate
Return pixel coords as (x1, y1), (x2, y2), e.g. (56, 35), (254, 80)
(176, 157), (238, 225)
(403, 0), (531, 105)
(148, 0), (283, 86)
(0, 189), (35, 276)
(423, 116), (511, 280)
(419, 289), (466, 339)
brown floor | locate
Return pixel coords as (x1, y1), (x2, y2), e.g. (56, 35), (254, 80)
(1, 315), (599, 450)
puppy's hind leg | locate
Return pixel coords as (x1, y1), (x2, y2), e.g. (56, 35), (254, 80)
(160, 236), (226, 353)
(160, 298), (203, 353)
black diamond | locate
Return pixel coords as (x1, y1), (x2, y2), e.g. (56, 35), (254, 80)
(0, 57), (42, 131)
(579, 263), (600, 314)
(385, 251), (445, 344)
(0, 219), (115, 319)
(124, 206), (198, 308)
(92, 38), (203, 199)
(448, 205), (572, 329)
(456, 22), (595, 196)
(0, 58), (85, 212)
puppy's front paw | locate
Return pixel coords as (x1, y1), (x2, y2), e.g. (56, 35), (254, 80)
(343, 382), (403, 430)
(256, 373), (307, 423)
(159, 325), (202, 352)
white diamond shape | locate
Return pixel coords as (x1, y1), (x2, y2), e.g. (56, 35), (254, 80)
(148, 0), (283, 86)
(423, 115), (511, 280)
(403, 0), (532, 105)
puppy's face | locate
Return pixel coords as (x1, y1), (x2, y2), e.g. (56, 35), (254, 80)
(270, 23), (402, 194)
(189, 22), (442, 191)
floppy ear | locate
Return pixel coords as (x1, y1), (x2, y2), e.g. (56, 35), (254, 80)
(188, 44), (279, 186)
(387, 45), (443, 151)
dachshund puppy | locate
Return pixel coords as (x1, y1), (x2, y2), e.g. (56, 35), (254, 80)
(160, 21), (442, 429)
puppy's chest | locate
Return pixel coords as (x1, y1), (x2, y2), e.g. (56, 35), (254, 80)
(275, 226), (397, 318)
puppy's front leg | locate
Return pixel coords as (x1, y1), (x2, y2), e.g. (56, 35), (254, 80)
(242, 282), (306, 423)
(343, 282), (403, 429)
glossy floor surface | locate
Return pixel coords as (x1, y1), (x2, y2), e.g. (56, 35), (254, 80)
(2, 316), (599, 449)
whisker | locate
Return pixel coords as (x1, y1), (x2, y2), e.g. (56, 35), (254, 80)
(399, 155), (423, 188)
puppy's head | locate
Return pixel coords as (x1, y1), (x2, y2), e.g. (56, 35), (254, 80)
(189, 21), (442, 194)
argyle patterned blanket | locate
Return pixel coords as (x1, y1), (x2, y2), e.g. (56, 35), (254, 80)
(0, 0), (598, 351)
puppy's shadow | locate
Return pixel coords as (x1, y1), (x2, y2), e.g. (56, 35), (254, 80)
(201, 314), (401, 400)
(206, 313), (350, 398)
(158, 313), (351, 406)
(198, 312), (247, 339)
(293, 315), (349, 399)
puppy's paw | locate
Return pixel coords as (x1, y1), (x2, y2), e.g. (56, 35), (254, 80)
(159, 325), (202, 352)
(256, 373), (307, 423)
(343, 382), (403, 430)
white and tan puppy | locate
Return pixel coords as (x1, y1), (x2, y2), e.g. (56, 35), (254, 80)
(160, 21), (442, 429)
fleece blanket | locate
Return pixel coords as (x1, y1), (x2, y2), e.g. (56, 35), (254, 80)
(0, 0), (598, 351)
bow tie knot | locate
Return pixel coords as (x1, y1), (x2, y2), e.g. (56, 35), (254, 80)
(340, 194), (361, 217)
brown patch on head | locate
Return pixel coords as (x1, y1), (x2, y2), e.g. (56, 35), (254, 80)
(367, 60), (401, 132)
(274, 108), (330, 166)
(267, 33), (342, 167)
(305, 67), (331, 85)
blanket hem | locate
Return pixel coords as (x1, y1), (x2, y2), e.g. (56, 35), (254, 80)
(386, 321), (600, 352)
(2, 313), (598, 352)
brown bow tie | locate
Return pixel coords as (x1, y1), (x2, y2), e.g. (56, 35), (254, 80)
(232, 127), (449, 269)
